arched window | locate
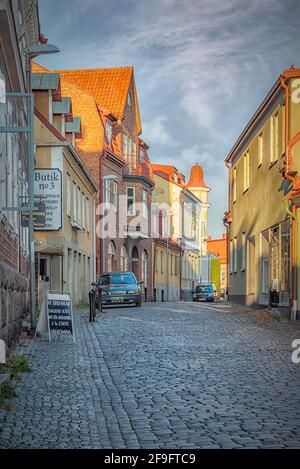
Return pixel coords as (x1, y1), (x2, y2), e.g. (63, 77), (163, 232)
(142, 250), (148, 287)
(120, 245), (128, 272)
(107, 241), (116, 272)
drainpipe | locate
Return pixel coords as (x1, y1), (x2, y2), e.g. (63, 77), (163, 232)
(152, 242), (157, 302)
(283, 200), (298, 320)
(224, 161), (231, 301)
(280, 74), (299, 320)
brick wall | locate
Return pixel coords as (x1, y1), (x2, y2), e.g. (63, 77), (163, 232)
(0, 221), (19, 270)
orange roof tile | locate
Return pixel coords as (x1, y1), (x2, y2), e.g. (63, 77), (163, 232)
(32, 61), (49, 73)
(51, 66), (141, 134)
(187, 163), (208, 189)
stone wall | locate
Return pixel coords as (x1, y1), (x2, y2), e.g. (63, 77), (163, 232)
(0, 261), (29, 353)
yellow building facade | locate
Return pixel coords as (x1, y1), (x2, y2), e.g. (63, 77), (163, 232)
(33, 74), (98, 307)
(224, 67), (300, 318)
(152, 163), (209, 301)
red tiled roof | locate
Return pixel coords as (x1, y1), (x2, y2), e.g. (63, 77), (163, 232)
(152, 164), (187, 188)
(51, 66), (142, 134)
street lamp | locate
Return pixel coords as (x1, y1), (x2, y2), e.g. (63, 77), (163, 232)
(25, 43), (59, 330)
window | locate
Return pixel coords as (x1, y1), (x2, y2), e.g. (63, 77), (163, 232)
(122, 133), (136, 168)
(241, 232), (246, 271)
(155, 250), (158, 273)
(77, 187), (81, 225)
(243, 151), (249, 192)
(122, 132), (128, 158)
(112, 181), (118, 208)
(171, 255), (173, 275)
(86, 198), (90, 232)
(260, 229), (269, 295)
(142, 189), (148, 218)
(107, 241), (116, 272)
(73, 181), (77, 221)
(67, 174), (71, 216)
(233, 237), (238, 272)
(161, 251), (164, 273)
(175, 255), (178, 275)
(81, 192), (85, 229)
(104, 179), (110, 205)
(127, 187), (135, 216)
(120, 245), (128, 271)
(105, 121), (112, 143)
(142, 250), (148, 287)
(230, 239), (233, 273)
(232, 167), (237, 203)
(127, 92), (132, 107)
(258, 133), (263, 167)
(270, 112), (279, 164)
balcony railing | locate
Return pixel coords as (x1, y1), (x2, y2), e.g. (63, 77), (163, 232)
(123, 159), (153, 180)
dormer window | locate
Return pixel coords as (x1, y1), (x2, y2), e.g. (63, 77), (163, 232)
(105, 121), (112, 143)
(127, 92), (132, 107)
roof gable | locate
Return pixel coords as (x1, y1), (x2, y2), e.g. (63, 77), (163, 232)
(52, 67), (142, 134)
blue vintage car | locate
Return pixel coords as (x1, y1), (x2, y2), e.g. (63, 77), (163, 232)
(93, 272), (143, 309)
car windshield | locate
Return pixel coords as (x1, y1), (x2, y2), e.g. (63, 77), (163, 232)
(196, 285), (213, 293)
(99, 273), (136, 286)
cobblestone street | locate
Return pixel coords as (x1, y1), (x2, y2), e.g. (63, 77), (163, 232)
(0, 302), (300, 449)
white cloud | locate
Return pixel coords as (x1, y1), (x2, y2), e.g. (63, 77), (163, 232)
(143, 115), (176, 146)
(40, 0), (300, 236)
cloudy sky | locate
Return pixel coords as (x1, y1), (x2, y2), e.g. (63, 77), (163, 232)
(38, 0), (300, 237)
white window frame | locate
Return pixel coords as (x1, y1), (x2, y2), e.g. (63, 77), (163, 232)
(241, 232), (246, 271)
(86, 197), (90, 232)
(73, 181), (77, 221)
(258, 133), (263, 167)
(142, 189), (148, 218)
(112, 180), (118, 209)
(232, 167), (237, 204)
(243, 151), (249, 192)
(127, 187), (135, 216)
(270, 112), (279, 164)
(104, 179), (110, 205)
(81, 192), (85, 230)
(105, 121), (112, 144)
(67, 174), (71, 217)
(233, 237), (238, 272)
(77, 186), (81, 226)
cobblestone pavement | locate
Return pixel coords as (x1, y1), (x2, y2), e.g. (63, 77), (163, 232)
(1, 301), (300, 448)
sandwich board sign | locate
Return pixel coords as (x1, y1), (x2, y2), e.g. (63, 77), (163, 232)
(35, 292), (75, 343)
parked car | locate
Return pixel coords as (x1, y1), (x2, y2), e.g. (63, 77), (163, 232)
(192, 283), (218, 302)
(92, 272), (143, 309)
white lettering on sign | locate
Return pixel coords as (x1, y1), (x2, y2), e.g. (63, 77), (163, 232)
(291, 78), (300, 104)
(34, 169), (62, 231)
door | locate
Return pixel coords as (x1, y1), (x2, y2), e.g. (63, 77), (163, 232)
(270, 226), (280, 306)
(38, 255), (51, 308)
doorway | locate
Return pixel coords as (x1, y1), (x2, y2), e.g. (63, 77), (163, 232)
(38, 255), (51, 308)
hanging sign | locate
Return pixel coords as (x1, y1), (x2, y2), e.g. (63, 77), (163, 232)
(34, 168), (62, 231)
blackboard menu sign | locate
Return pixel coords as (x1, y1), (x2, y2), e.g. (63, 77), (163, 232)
(47, 293), (75, 342)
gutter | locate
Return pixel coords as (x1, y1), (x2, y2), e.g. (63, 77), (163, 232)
(283, 200), (298, 320)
